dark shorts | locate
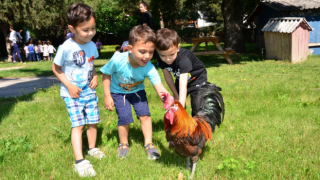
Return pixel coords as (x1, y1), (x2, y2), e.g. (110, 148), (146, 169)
(49, 53), (54, 58)
(111, 90), (150, 126)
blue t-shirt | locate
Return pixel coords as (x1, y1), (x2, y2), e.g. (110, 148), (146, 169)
(28, 45), (34, 53)
(100, 52), (161, 94)
(53, 39), (98, 98)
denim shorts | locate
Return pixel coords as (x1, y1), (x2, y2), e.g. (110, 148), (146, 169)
(49, 53), (54, 58)
(62, 94), (100, 127)
(111, 90), (150, 126)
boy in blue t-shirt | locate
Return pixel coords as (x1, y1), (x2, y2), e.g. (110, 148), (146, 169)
(101, 25), (169, 160)
(52, 2), (104, 177)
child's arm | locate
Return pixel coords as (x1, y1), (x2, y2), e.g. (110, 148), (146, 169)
(52, 63), (83, 98)
(53, 47), (56, 52)
(102, 74), (114, 111)
(154, 83), (170, 102)
(178, 73), (188, 107)
(88, 68), (98, 89)
(162, 69), (179, 100)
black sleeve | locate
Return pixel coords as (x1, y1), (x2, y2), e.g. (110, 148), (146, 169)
(141, 12), (151, 25)
(177, 56), (192, 74)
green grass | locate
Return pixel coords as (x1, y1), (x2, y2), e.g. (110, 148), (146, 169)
(0, 44), (320, 179)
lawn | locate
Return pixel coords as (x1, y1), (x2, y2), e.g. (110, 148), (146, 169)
(0, 44), (319, 179)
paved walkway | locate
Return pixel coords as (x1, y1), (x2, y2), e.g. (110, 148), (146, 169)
(0, 76), (60, 98)
(0, 66), (24, 71)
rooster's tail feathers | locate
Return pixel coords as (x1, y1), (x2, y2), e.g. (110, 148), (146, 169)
(195, 83), (225, 132)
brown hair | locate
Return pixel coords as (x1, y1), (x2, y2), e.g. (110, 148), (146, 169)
(67, 2), (96, 28)
(129, 25), (156, 46)
(139, 2), (150, 11)
(156, 28), (179, 51)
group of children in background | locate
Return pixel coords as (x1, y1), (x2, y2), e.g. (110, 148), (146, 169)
(24, 39), (56, 62)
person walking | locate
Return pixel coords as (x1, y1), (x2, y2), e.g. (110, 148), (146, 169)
(9, 26), (23, 63)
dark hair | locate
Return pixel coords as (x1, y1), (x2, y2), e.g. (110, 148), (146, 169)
(67, 2), (96, 27)
(129, 25), (156, 46)
(9, 26), (14, 30)
(156, 28), (180, 51)
(139, 2), (150, 11)
(48, 41), (51, 45)
(115, 46), (121, 51)
(43, 41), (47, 45)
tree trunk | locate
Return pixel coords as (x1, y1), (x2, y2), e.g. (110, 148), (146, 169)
(159, 11), (164, 28)
(1, 24), (12, 62)
(221, 0), (245, 53)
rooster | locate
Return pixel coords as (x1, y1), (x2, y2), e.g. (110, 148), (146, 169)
(161, 83), (224, 179)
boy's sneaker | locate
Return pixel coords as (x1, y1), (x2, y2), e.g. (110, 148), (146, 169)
(88, 148), (105, 160)
(144, 143), (160, 160)
(73, 159), (96, 177)
(118, 143), (129, 159)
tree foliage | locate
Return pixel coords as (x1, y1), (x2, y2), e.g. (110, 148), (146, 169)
(94, 0), (139, 40)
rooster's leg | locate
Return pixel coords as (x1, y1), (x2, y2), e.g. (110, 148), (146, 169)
(190, 162), (197, 179)
(186, 157), (191, 170)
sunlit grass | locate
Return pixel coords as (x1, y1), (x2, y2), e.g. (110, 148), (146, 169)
(0, 45), (319, 179)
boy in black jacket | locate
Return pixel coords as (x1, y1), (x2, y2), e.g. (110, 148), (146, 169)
(155, 28), (208, 116)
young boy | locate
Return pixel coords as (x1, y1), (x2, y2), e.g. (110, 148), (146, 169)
(155, 28), (208, 116)
(101, 25), (169, 160)
(52, 2), (105, 177)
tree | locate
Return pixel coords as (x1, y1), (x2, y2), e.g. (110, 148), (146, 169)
(94, 0), (140, 41)
(0, 0), (76, 58)
(221, 0), (245, 52)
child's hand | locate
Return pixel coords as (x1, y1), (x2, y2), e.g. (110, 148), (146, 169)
(89, 75), (98, 89)
(67, 84), (83, 99)
(104, 96), (114, 111)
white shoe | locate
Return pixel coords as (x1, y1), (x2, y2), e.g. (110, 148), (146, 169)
(88, 148), (105, 160)
(73, 159), (96, 177)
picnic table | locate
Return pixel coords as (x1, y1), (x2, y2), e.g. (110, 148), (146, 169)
(190, 37), (234, 64)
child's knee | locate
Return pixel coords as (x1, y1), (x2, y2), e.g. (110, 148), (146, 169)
(139, 115), (151, 121)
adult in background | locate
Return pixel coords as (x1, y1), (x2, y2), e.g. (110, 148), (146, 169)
(9, 26), (23, 63)
(139, 2), (154, 32)
(139, 2), (158, 60)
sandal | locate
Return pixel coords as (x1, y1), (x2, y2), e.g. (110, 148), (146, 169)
(118, 143), (129, 159)
(144, 143), (160, 160)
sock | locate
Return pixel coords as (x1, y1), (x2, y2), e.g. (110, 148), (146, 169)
(88, 148), (94, 151)
(75, 159), (85, 164)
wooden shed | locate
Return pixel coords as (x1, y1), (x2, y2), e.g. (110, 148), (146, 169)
(261, 17), (312, 63)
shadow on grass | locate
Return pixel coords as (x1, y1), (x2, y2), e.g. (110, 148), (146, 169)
(101, 115), (214, 169)
(178, 43), (263, 68)
(0, 77), (60, 124)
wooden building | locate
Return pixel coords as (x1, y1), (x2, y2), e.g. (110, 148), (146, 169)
(247, 0), (320, 55)
(262, 17), (312, 63)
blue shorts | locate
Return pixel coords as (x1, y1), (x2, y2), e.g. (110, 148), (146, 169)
(111, 90), (150, 126)
(62, 94), (100, 128)
(49, 53), (54, 58)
